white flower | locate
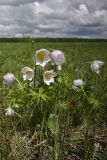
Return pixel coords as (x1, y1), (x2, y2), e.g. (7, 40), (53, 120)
(43, 70), (57, 85)
(50, 50), (65, 66)
(91, 60), (104, 74)
(72, 79), (84, 90)
(3, 73), (16, 85)
(5, 107), (15, 116)
(35, 49), (51, 67)
(21, 67), (34, 81)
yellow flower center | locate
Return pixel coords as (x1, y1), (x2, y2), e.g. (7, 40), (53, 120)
(37, 51), (45, 60)
(45, 72), (52, 80)
(26, 70), (33, 75)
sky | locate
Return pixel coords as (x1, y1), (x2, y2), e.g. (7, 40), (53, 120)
(0, 0), (107, 38)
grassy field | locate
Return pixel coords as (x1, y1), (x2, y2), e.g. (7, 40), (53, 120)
(0, 41), (107, 160)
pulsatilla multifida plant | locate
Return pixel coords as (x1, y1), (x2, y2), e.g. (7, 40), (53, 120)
(3, 49), (70, 129)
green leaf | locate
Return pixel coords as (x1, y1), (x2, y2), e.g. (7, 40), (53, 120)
(47, 114), (59, 136)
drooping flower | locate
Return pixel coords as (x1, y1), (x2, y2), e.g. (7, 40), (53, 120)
(43, 70), (57, 85)
(50, 50), (65, 66)
(5, 107), (15, 116)
(35, 49), (51, 67)
(72, 79), (84, 90)
(90, 60), (104, 74)
(3, 73), (16, 86)
(21, 67), (34, 81)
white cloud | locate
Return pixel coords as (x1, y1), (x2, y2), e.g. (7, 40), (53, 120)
(0, 0), (38, 6)
(34, 2), (54, 15)
(0, 0), (107, 38)
(79, 4), (89, 14)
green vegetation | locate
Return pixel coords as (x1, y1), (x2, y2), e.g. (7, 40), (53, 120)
(0, 40), (107, 160)
(0, 37), (107, 43)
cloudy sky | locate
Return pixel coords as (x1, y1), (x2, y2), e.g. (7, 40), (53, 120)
(0, 0), (107, 38)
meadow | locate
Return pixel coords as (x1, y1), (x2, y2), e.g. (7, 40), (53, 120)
(0, 40), (107, 160)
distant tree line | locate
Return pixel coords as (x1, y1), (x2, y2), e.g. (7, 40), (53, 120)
(0, 37), (107, 42)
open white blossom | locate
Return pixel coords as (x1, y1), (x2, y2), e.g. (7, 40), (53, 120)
(43, 70), (57, 85)
(3, 73), (16, 85)
(21, 67), (34, 81)
(72, 79), (84, 90)
(91, 60), (104, 74)
(35, 49), (51, 67)
(50, 50), (65, 66)
(5, 107), (15, 116)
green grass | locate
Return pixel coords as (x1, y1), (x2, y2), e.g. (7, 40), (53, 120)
(0, 41), (107, 160)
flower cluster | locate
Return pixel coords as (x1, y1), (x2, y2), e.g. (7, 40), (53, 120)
(3, 49), (65, 116)
(35, 49), (65, 68)
(3, 47), (104, 116)
(3, 49), (65, 87)
(34, 49), (65, 85)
